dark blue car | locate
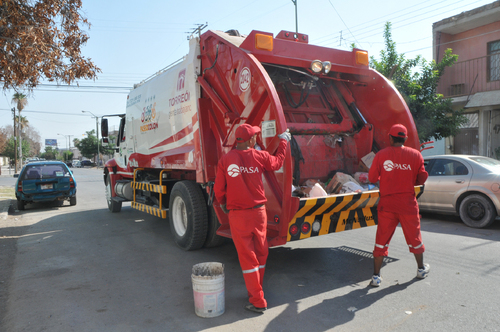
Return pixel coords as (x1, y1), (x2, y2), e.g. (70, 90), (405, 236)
(15, 161), (77, 210)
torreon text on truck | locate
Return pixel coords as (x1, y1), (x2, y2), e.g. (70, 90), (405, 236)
(100, 28), (423, 250)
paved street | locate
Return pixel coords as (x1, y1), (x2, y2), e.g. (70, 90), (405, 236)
(1, 167), (500, 331)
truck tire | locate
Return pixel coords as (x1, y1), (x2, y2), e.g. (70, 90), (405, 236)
(106, 174), (122, 213)
(204, 206), (227, 248)
(169, 181), (208, 251)
(459, 194), (496, 228)
(17, 199), (25, 211)
(70, 196), (77, 206)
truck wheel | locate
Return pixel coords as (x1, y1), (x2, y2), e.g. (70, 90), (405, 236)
(459, 194), (496, 228)
(17, 199), (25, 211)
(169, 181), (208, 251)
(204, 206), (227, 248)
(70, 196), (77, 206)
(106, 174), (122, 213)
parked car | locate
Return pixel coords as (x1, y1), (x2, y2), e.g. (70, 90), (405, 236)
(73, 160), (81, 168)
(418, 155), (500, 228)
(80, 160), (94, 167)
(15, 161), (77, 210)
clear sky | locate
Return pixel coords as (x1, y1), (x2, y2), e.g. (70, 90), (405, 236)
(0, 0), (496, 151)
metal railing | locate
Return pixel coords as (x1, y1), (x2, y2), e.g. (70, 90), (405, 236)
(437, 53), (500, 98)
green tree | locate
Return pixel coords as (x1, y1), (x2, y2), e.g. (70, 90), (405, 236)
(101, 135), (117, 156)
(40, 146), (58, 160)
(370, 22), (467, 142)
(62, 151), (74, 162)
(0, 127), (7, 153)
(74, 130), (99, 160)
(2, 137), (30, 160)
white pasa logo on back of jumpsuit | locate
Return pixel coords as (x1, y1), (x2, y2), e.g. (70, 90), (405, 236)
(383, 159), (411, 171)
(227, 164), (240, 177)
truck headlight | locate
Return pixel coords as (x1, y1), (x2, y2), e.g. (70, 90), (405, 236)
(322, 61), (331, 74)
(311, 60), (323, 73)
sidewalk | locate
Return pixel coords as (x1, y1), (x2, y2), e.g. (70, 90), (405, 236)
(0, 165), (17, 178)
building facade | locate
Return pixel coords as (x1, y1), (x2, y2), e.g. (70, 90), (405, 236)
(433, 1), (500, 157)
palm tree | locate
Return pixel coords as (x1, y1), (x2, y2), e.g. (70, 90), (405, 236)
(12, 93), (28, 171)
(15, 115), (29, 131)
(12, 93), (28, 112)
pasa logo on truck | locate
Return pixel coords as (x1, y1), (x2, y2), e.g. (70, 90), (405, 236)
(140, 98), (158, 132)
(383, 160), (412, 172)
(239, 67), (251, 92)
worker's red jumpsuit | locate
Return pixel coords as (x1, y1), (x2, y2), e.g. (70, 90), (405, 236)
(368, 146), (428, 257)
(214, 139), (287, 308)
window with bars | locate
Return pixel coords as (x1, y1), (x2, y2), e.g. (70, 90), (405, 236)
(488, 40), (500, 81)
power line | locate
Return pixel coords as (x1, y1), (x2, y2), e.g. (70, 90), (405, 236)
(0, 108), (100, 116)
(313, 0), (452, 45)
(314, 0), (485, 48)
(327, 0), (361, 47)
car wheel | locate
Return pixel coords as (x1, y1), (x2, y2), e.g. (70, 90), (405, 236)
(169, 181), (208, 251)
(70, 196), (77, 206)
(106, 174), (122, 212)
(459, 194), (496, 228)
(17, 199), (25, 210)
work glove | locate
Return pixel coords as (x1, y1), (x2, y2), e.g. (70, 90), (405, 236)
(278, 129), (291, 142)
(221, 204), (229, 214)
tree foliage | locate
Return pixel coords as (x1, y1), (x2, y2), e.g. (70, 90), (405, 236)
(2, 136), (30, 159)
(40, 146), (58, 160)
(0, 127), (8, 153)
(0, 0), (100, 91)
(73, 129), (114, 160)
(74, 129), (97, 159)
(1, 124), (42, 157)
(370, 22), (467, 142)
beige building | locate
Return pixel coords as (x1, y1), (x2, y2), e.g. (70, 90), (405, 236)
(433, 1), (500, 157)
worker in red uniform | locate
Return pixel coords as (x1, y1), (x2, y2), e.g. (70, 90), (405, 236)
(368, 124), (429, 287)
(214, 123), (290, 313)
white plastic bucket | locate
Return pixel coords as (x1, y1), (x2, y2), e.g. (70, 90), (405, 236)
(192, 262), (225, 318)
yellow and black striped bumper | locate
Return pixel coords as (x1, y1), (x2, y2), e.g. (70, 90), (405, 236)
(287, 186), (423, 242)
(131, 201), (168, 218)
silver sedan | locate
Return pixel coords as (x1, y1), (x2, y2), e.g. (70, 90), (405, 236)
(418, 154), (500, 228)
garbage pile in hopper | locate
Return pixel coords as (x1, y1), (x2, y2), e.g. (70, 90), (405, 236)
(292, 152), (378, 198)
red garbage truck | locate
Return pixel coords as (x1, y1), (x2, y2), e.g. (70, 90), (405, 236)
(101, 29), (422, 250)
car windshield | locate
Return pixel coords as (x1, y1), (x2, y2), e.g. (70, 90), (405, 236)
(22, 164), (71, 180)
(469, 156), (500, 171)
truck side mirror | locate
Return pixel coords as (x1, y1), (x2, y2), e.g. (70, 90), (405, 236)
(101, 118), (109, 137)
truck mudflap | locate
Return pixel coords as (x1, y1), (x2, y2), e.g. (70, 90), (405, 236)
(287, 185), (424, 242)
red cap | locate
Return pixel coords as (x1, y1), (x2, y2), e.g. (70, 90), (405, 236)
(235, 124), (261, 142)
(389, 124), (407, 138)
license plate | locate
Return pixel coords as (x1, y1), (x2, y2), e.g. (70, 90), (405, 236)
(41, 184), (53, 190)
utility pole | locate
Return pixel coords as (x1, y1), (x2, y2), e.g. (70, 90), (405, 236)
(291, 0), (298, 36)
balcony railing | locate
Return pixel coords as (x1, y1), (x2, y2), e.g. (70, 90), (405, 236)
(437, 53), (500, 98)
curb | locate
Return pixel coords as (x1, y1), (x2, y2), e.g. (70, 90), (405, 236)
(0, 199), (13, 220)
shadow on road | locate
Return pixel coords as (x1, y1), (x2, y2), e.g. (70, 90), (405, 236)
(1, 203), (418, 331)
